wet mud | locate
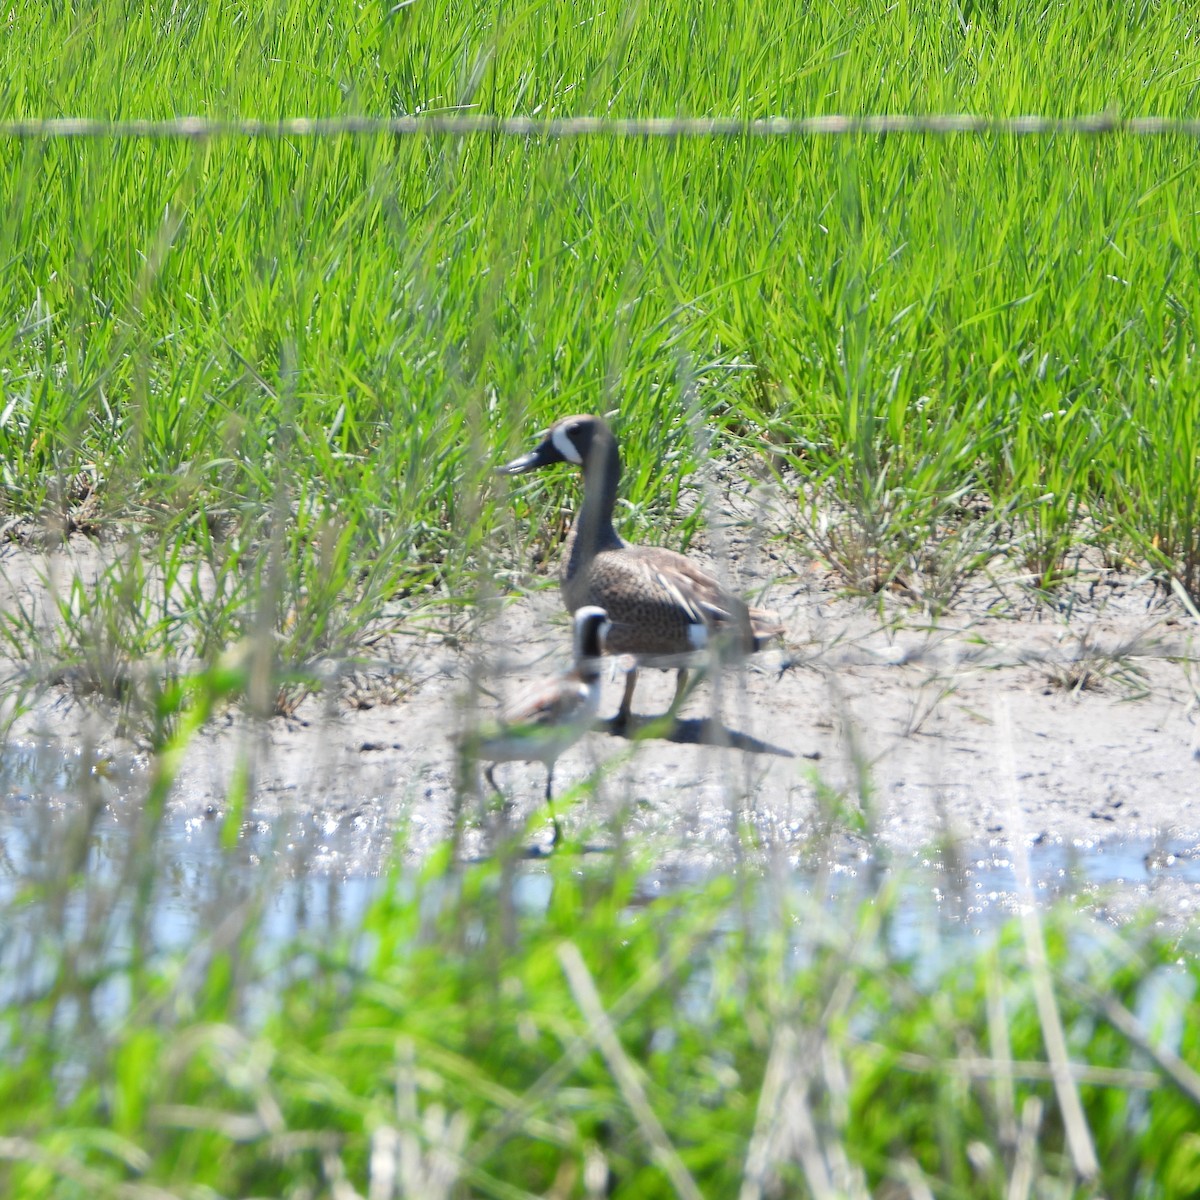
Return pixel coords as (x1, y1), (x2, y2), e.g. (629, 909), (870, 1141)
(4, 523), (1200, 924)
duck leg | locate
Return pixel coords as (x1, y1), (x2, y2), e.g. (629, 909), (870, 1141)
(484, 762), (516, 827)
(545, 765), (562, 847)
(484, 763), (503, 799)
(668, 668), (689, 715)
(612, 666), (639, 730)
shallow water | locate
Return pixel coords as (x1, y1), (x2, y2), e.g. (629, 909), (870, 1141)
(3, 737), (1200, 972)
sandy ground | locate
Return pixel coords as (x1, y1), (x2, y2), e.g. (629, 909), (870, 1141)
(4, 507), (1200, 922)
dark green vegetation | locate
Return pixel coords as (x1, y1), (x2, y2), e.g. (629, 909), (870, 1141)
(3, 1), (1200, 1194)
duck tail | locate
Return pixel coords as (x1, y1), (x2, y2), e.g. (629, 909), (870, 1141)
(748, 607), (784, 652)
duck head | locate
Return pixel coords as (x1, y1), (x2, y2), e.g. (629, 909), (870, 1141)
(572, 604), (612, 663)
(498, 414), (617, 477)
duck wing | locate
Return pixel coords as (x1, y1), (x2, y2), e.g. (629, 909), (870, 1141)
(500, 672), (594, 730)
(580, 545), (775, 657)
(643, 548), (784, 646)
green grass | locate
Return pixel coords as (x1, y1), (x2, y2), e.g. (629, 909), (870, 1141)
(3, 4), (1200, 1191)
(2, 810), (1200, 1199)
(2, 0), (1200, 677)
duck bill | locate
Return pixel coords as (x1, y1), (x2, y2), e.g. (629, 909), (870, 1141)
(497, 434), (563, 475)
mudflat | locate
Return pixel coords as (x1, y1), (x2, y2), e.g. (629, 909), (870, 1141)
(4, 526), (1199, 919)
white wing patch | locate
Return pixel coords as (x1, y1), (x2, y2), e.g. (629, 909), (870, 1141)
(655, 571), (701, 623)
(698, 599), (733, 624)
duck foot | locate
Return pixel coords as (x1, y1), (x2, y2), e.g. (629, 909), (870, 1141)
(605, 710), (634, 734)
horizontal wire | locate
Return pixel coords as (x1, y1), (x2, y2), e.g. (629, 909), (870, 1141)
(1, 113), (1199, 139)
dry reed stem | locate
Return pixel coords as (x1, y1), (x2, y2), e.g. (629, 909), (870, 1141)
(1073, 981), (1200, 1107)
(994, 695), (1100, 1184)
(4, 114), (1200, 140)
(558, 940), (704, 1200)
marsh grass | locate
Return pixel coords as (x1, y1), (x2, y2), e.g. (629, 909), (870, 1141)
(4, 1), (1200, 1194)
(3, 0), (1200, 639)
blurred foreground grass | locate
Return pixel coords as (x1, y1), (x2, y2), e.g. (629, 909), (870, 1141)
(1, 814), (1199, 1198)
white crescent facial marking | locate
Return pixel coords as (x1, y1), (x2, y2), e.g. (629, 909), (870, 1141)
(551, 423), (583, 465)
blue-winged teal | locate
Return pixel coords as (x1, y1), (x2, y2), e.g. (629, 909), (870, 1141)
(477, 605), (609, 843)
(500, 415), (782, 725)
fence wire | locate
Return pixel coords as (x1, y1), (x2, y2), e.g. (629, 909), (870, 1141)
(2, 113), (1200, 140)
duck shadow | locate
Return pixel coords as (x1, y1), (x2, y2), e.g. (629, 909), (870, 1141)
(600, 715), (796, 758)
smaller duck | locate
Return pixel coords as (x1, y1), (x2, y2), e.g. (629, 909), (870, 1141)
(474, 605), (609, 845)
(500, 415), (781, 725)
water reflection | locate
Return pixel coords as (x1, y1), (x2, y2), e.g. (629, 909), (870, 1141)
(3, 737), (1200, 971)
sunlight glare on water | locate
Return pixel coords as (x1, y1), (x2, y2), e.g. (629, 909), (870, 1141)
(3, 739), (1200, 969)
